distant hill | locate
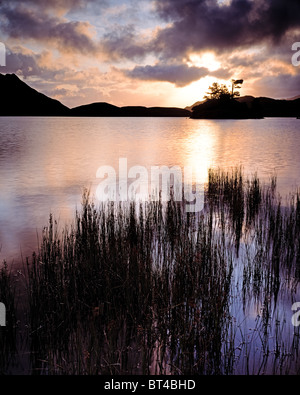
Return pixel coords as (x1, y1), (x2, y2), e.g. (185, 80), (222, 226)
(251, 97), (300, 117)
(0, 73), (69, 116)
(70, 103), (191, 117)
(69, 102), (120, 116)
(285, 95), (300, 101)
(0, 73), (191, 117)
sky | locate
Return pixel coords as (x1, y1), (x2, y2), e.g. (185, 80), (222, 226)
(0, 0), (300, 108)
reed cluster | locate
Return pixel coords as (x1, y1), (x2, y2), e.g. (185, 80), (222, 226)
(1, 167), (299, 374)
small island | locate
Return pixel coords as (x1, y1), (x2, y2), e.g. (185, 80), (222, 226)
(190, 96), (264, 119)
(190, 80), (300, 119)
(190, 80), (263, 119)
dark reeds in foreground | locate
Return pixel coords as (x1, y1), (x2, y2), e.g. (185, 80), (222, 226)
(1, 167), (300, 374)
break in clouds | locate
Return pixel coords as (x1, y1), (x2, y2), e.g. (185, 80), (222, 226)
(1, 0), (300, 104)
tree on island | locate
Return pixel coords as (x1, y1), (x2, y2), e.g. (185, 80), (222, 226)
(190, 78), (261, 119)
(204, 79), (243, 101)
(230, 79), (243, 98)
(203, 82), (230, 100)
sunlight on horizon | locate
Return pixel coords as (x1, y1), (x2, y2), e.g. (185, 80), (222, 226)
(171, 75), (231, 108)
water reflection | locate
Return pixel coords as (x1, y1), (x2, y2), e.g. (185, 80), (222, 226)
(0, 117), (300, 375)
(183, 120), (217, 184)
(0, 117), (300, 264)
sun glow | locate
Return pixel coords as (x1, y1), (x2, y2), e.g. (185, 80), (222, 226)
(188, 52), (221, 72)
(169, 76), (219, 108)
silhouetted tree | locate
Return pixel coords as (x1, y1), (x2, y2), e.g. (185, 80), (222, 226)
(204, 80), (244, 101)
(204, 82), (230, 100)
(230, 79), (243, 98)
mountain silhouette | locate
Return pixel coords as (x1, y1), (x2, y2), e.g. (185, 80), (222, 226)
(69, 102), (121, 116)
(0, 73), (69, 116)
(1, 73), (299, 118)
(0, 73), (190, 117)
(69, 103), (191, 117)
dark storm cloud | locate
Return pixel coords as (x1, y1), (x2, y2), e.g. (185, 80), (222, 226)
(101, 25), (152, 61)
(3, 0), (299, 63)
(100, 0), (300, 89)
(153, 0), (300, 57)
(1, 0), (299, 98)
(0, 2), (98, 54)
(125, 62), (231, 86)
(100, 0), (300, 62)
(125, 63), (210, 86)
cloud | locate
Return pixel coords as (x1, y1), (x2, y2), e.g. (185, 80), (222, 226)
(4, 50), (42, 77)
(1, 0), (299, 105)
(152, 0), (300, 57)
(125, 63), (210, 86)
(253, 73), (300, 98)
(3, 46), (69, 80)
(0, 3), (98, 55)
(125, 62), (233, 87)
(100, 24), (153, 61)
(0, 0), (106, 14)
(100, 0), (300, 63)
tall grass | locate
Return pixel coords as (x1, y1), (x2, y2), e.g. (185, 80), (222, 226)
(1, 167), (300, 374)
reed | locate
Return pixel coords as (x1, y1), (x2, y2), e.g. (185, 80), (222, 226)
(1, 167), (300, 374)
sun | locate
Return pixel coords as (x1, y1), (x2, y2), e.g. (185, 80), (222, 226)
(169, 52), (227, 108)
(171, 76), (228, 109)
(144, 51), (229, 109)
(188, 52), (221, 72)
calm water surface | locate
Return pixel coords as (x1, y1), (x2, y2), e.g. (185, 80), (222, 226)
(0, 116), (299, 263)
(1, 116), (300, 374)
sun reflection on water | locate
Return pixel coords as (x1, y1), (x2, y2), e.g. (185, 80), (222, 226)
(181, 120), (217, 185)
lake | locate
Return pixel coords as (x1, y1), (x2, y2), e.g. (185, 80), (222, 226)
(1, 116), (300, 375)
(0, 116), (299, 264)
